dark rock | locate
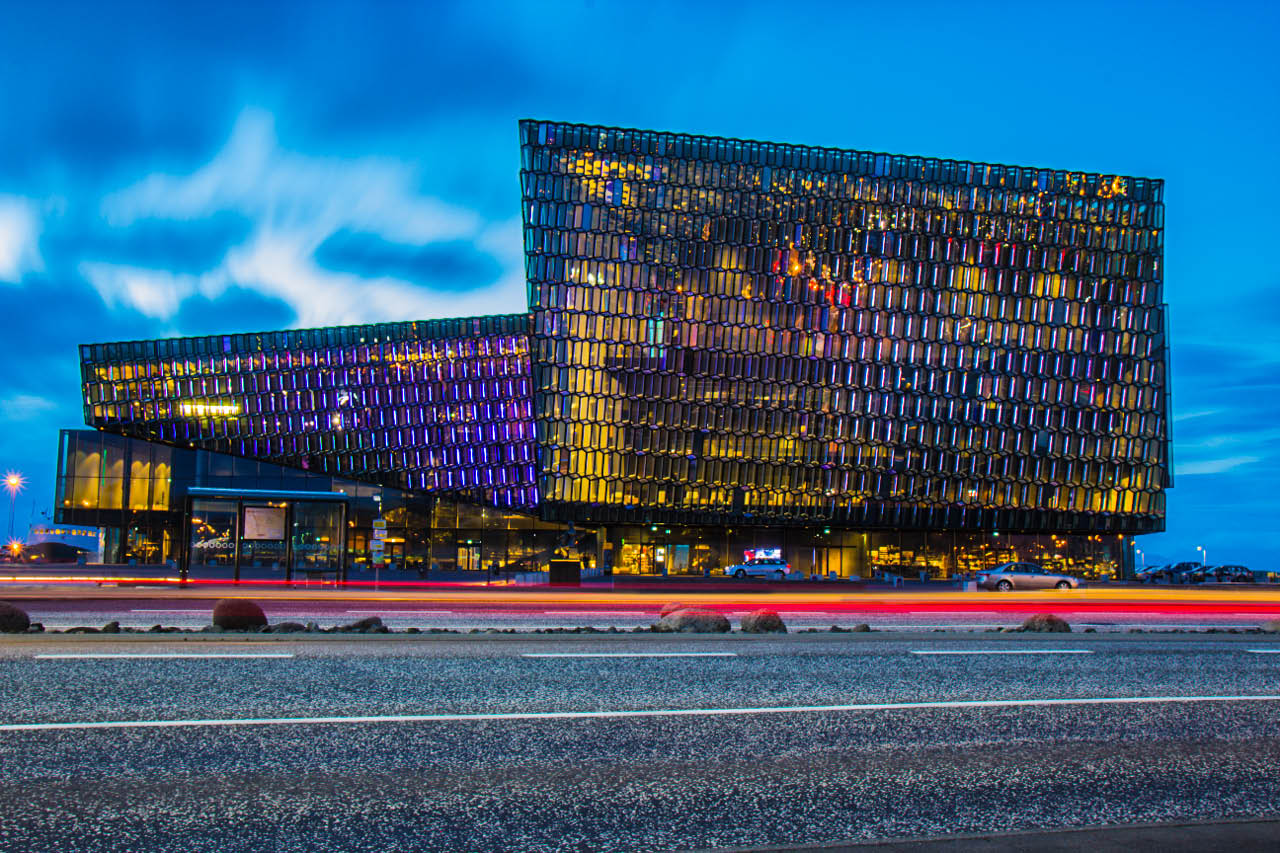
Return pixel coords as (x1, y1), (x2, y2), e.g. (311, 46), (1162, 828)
(852, 623), (871, 632)
(0, 601), (30, 633)
(212, 599), (268, 631)
(1084, 628), (1097, 633)
(101, 621), (120, 634)
(67, 626), (100, 634)
(740, 609), (787, 633)
(304, 622), (321, 633)
(1260, 620), (1280, 634)
(654, 609), (730, 633)
(659, 602), (687, 618)
(1019, 613), (1072, 632)
(271, 622), (306, 633)
(200, 625), (224, 633)
(406, 627), (422, 634)
(341, 616), (384, 632)
(26, 623), (43, 633)
(148, 625), (164, 633)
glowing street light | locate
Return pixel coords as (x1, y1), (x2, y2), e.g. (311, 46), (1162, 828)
(3, 472), (23, 542)
(1195, 545), (1207, 566)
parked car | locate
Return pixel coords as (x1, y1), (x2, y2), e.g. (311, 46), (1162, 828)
(1188, 564), (1253, 583)
(976, 562), (1080, 591)
(723, 556), (795, 580)
(1215, 564), (1254, 583)
(1135, 564), (1171, 582)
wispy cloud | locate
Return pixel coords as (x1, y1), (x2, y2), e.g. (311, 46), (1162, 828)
(89, 108), (522, 327)
(0, 393), (57, 421)
(0, 195), (43, 284)
(1173, 409), (1220, 423)
(1175, 455), (1262, 476)
(79, 262), (227, 319)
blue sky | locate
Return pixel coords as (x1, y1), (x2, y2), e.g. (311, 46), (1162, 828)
(1, 0), (1277, 567)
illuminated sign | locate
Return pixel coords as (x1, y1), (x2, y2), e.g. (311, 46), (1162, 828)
(178, 401), (241, 417)
(744, 548), (782, 561)
(243, 506), (286, 541)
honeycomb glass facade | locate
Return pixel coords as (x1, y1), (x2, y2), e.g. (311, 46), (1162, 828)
(80, 315), (538, 509)
(69, 119), (1169, 580)
(520, 120), (1169, 537)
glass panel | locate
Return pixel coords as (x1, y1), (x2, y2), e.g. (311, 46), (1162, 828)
(291, 502), (344, 574)
(189, 499), (237, 578)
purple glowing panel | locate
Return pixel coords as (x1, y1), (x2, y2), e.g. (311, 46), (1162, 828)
(80, 315), (539, 508)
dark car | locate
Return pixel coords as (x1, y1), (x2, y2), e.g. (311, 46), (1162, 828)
(1135, 564), (1170, 582)
(1193, 564), (1253, 583)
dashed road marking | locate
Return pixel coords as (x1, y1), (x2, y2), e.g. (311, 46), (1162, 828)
(910, 649), (1094, 656)
(34, 653), (295, 660)
(522, 652), (737, 658)
(346, 610), (452, 614)
(130, 609), (209, 613)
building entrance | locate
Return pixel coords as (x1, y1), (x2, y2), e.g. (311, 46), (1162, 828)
(183, 487), (350, 583)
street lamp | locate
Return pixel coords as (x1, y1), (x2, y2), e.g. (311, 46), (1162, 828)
(1135, 548), (1145, 569)
(3, 472), (23, 542)
(1195, 545), (1207, 566)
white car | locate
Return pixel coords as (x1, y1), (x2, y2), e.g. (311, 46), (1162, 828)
(724, 557), (795, 580)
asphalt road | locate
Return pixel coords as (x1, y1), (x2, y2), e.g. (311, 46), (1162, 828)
(1, 632), (1279, 852)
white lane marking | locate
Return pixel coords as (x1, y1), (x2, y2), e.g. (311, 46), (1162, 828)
(346, 610), (452, 614)
(130, 609), (209, 613)
(34, 653), (295, 660)
(522, 652), (737, 658)
(909, 610), (999, 615)
(4, 694), (1278, 732)
(1247, 649), (1280, 654)
(910, 649), (1094, 656)
(539, 611), (639, 616)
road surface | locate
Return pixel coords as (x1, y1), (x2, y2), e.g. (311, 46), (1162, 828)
(1, 632), (1278, 851)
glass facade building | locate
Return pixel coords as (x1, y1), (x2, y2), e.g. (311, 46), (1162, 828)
(63, 120), (1169, 580)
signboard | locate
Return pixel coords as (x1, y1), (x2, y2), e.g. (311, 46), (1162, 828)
(243, 506), (286, 541)
(373, 527), (387, 540)
(370, 539), (385, 552)
(744, 547), (782, 561)
(372, 519), (387, 530)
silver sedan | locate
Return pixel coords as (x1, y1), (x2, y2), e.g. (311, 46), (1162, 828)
(976, 562), (1080, 591)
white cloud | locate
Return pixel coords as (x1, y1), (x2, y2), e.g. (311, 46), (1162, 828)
(1175, 455), (1261, 476)
(90, 108), (522, 327)
(0, 195), (43, 284)
(79, 262), (228, 320)
(1172, 409), (1220, 422)
(103, 108), (481, 246)
(0, 393), (57, 421)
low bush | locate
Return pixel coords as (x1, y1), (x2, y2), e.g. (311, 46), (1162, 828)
(0, 602), (30, 633)
(211, 599), (268, 631)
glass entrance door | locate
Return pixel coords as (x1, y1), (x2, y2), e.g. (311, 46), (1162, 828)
(457, 544), (481, 572)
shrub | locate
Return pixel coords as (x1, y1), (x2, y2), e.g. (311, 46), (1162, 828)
(740, 609), (787, 633)
(0, 602), (31, 633)
(655, 609), (730, 633)
(1020, 613), (1071, 633)
(212, 599), (268, 631)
